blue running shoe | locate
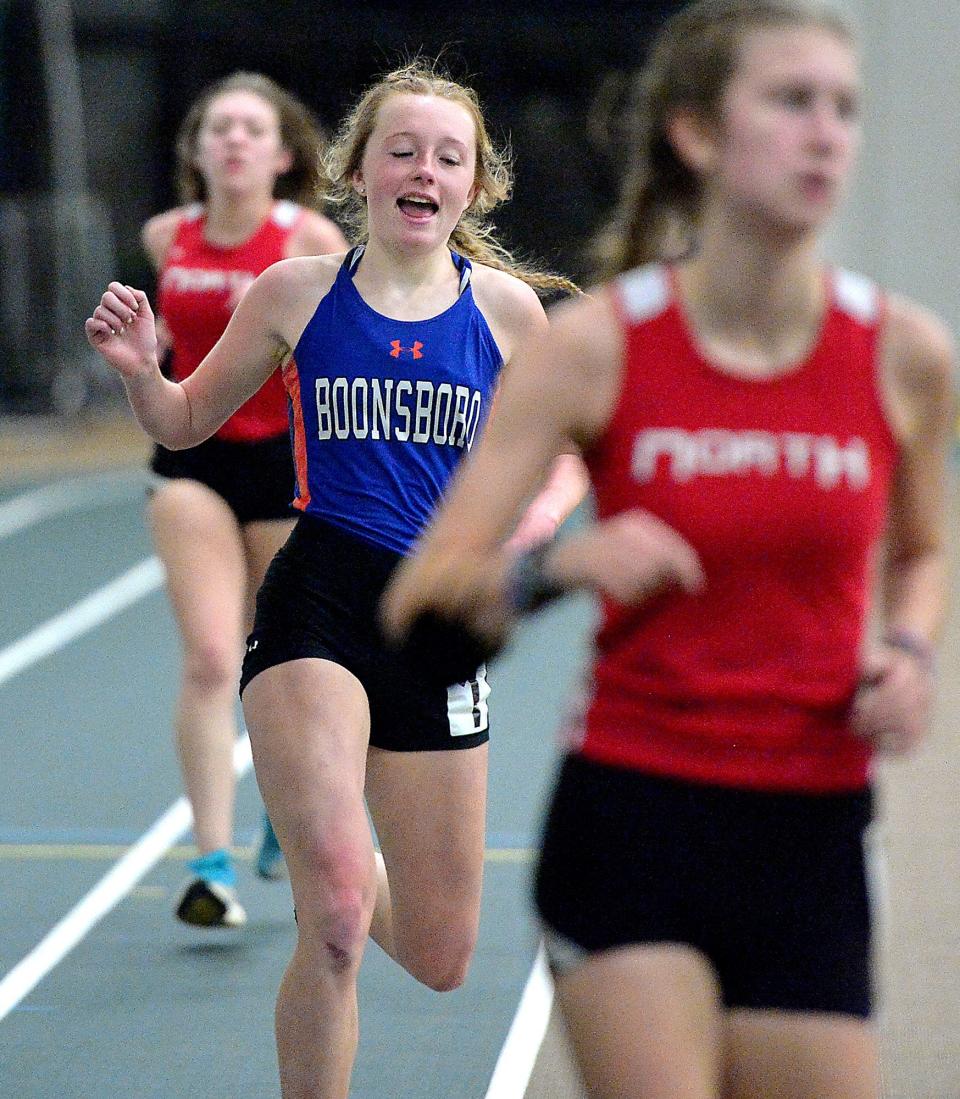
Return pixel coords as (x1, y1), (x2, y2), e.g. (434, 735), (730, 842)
(256, 811), (287, 880)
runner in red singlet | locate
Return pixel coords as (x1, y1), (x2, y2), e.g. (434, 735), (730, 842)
(143, 73), (346, 927)
(383, 4), (956, 1096)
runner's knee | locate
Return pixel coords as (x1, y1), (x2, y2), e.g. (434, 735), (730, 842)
(398, 922), (477, 991)
(291, 838), (374, 970)
(182, 638), (237, 694)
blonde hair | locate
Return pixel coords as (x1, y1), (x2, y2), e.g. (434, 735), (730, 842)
(175, 72), (327, 209)
(595, 0), (855, 279)
(322, 59), (578, 297)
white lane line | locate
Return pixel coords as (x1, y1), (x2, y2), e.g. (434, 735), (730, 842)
(0, 736), (253, 1021)
(483, 942), (554, 1099)
(0, 470), (148, 540)
(0, 557), (163, 688)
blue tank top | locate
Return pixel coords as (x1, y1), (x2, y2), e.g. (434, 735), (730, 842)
(283, 247), (504, 554)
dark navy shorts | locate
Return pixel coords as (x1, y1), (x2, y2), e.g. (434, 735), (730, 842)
(535, 753), (874, 1017)
(149, 434), (295, 525)
(239, 514), (490, 753)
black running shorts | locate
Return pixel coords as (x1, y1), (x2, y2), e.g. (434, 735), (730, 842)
(535, 753), (874, 1017)
(149, 434), (295, 525)
(239, 514), (490, 752)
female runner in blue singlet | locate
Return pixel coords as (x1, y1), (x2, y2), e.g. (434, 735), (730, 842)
(86, 60), (586, 1099)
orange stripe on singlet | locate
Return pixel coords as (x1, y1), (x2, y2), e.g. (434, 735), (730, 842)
(282, 355), (311, 511)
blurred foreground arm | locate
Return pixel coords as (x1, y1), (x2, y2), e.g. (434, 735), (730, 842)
(852, 299), (956, 755)
(381, 290), (704, 653)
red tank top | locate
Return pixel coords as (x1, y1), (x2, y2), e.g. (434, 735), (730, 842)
(574, 265), (898, 793)
(158, 200), (304, 442)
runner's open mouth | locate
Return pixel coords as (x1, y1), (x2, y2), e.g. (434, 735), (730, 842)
(397, 197), (439, 216)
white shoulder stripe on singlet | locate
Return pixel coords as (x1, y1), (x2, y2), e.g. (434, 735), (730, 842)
(272, 199), (300, 227)
(834, 268), (879, 323)
(617, 264), (670, 323)
(459, 262), (472, 294)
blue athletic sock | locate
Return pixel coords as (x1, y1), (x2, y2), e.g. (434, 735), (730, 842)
(187, 847), (236, 888)
(256, 810), (285, 878)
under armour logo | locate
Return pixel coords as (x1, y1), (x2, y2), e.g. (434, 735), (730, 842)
(246, 639), (259, 653)
(389, 339), (424, 359)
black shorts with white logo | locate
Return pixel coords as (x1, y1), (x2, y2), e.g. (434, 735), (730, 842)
(535, 753), (874, 1017)
(150, 434), (295, 525)
(239, 513), (490, 752)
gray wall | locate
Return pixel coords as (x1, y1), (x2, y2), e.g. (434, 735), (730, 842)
(829, 1), (960, 337)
